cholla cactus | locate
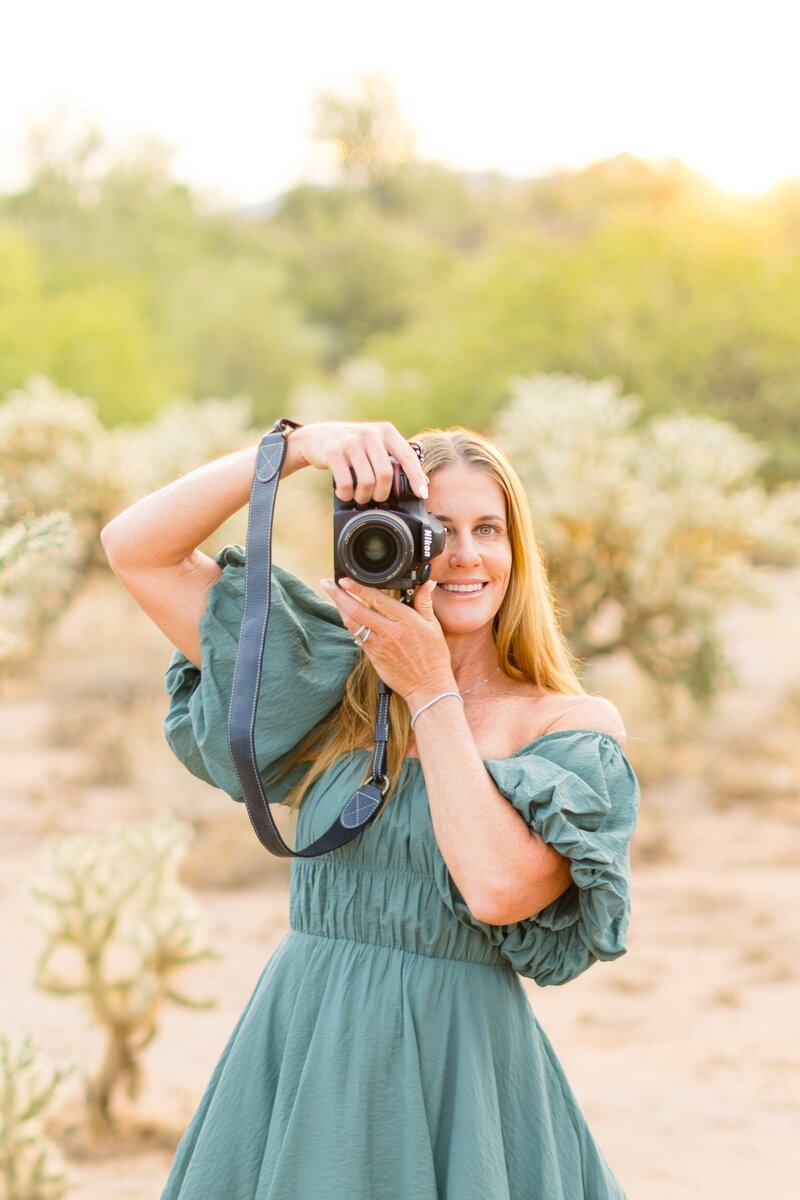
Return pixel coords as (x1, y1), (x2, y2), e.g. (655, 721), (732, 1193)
(494, 374), (800, 705)
(0, 376), (125, 540)
(0, 1033), (76, 1200)
(0, 487), (73, 664)
(0, 377), (121, 661)
(27, 815), (220, 1132)
(112, 393), (256, 496)
(0, 379), (259, 666)
(0, 378), (257, 541)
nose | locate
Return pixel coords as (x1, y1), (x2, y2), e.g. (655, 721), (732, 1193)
(447, 530), (483, 568)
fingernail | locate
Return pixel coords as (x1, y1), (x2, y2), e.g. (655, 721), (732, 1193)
(339, 577), (352, 589)
(420, 484), (429, 499)
(320, 578), (333, 590)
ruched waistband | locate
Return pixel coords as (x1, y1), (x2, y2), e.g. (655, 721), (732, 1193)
(287, 927), (512, 970)
(289, 857), (510, 969)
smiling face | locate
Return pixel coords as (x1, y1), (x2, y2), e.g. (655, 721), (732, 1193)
(426, 465), (512, 635)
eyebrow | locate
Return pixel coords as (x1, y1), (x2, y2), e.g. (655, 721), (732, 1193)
(433, 513), (506, 523)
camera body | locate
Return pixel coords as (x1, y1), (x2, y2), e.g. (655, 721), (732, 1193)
(333, 457), (447, 590)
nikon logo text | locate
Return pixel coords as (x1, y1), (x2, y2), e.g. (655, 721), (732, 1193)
(423, 529), (432, 557)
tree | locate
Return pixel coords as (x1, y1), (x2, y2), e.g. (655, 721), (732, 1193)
(311, 72), (416, 186)
(0, 223), (184, 424)
(362, 178), (800, 484)
(161, 255), (324, 416)
(273, 189), (453, 363)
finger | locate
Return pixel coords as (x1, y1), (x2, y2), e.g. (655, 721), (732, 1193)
(382, 425), (429, 499)
(328, 448), (356, 501)
(363, 432), (395, 503)
(413, 578), (439, 618)
(322, 578), (391, 632)
(345, 443), (377, 505)
(337, 577), (403, 623)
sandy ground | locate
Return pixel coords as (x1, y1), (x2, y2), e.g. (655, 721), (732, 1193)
(1, 564), (798, 1199)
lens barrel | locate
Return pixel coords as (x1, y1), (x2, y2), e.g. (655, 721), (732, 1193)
(337, 511), (415, 585)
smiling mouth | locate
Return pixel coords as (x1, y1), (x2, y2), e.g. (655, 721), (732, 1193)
(439, 582), (489, 594)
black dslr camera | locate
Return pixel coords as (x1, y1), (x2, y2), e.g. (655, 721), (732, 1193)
(333, 451), (447, 591)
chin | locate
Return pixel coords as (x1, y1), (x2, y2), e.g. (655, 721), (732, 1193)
(438, 611), (498, 632)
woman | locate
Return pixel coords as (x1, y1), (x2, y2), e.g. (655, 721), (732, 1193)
(102, 419), (640, 1199)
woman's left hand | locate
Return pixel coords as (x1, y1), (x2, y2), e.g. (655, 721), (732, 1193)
(320, 576), (455, 705)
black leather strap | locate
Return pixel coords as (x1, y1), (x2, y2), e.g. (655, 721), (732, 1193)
(227, 424), (389, 857)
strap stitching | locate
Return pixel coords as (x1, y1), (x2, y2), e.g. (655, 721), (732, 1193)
(340, 788), (380, 828)
(256, 441), (283, 482)
(228, 434), (286, 852)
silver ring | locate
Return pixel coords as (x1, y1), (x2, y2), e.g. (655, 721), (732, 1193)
(352, 625), (372, 647)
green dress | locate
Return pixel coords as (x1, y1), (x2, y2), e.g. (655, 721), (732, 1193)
(160, 546), (640, 1200)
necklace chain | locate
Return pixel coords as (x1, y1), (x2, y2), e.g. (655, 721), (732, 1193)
(458, 665), (501, 697)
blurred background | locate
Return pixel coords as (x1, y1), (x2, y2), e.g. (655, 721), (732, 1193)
(1, 3), (798, 1197)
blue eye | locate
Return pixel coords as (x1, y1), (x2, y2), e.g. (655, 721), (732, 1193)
(444, 525), (498, 537)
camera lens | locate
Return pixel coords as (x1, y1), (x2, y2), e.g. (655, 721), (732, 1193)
(355, 530), (395, 569)
(338, 512), (414, 585)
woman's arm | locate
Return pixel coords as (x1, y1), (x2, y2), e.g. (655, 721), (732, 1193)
(321, 575), (577, 924)
(409, 693), (627, 925)
(102, 440), (308, 570)
(101, 420), (430, 671)
(407, 690), (576, 925)
(100, 432), (308, 669)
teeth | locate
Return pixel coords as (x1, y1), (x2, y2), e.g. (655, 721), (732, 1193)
(441, 583), (485, 592)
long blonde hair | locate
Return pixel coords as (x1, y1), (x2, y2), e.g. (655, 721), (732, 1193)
(267, 425), (584, 811)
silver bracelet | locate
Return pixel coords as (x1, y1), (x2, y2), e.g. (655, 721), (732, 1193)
(410, 691), (464, 730)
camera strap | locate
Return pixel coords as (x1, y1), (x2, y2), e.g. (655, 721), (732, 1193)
(227, 424), (390, 858)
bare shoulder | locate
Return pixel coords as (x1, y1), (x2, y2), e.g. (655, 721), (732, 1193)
(492, 681), (627, 752)
(545, 694), (627, 743)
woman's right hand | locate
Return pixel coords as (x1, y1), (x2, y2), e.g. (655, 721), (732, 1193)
(292, 421), (429, 505)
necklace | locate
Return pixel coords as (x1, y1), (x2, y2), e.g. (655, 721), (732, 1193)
(458, 665), (501, 697)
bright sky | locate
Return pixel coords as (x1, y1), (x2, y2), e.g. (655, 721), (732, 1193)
(3, 0), (798, 205)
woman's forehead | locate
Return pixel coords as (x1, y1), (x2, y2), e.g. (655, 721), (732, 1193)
(428, 466), (506, 515)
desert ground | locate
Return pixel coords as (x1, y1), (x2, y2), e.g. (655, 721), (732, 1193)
(1, 558), (798, 1199)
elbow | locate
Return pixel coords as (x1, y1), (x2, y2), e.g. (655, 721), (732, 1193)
(471, 889), (542, 927)
(100, 517), (141, 574)
(468, 888), (515, 926)
(99, 520), (115, 548)
(472, 863), (573, 927)
(99, 519), (125, 569)
(469, 901), (502, 926)
(99, 520), (116, 562)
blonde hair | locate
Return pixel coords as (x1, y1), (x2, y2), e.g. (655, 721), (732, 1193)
(267, 425), (584, 812)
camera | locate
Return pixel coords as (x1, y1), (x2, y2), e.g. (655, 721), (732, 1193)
(333, 457), (447, 590)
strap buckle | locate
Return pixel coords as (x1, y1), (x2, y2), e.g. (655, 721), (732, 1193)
(351, 772), (391, 824)
(363, 773), (391, 797)
(271, 417), (303, 440)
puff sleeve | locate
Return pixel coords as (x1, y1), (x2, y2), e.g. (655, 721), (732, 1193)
(163, 544), (359, 804)
(434, 730), (640, 986)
